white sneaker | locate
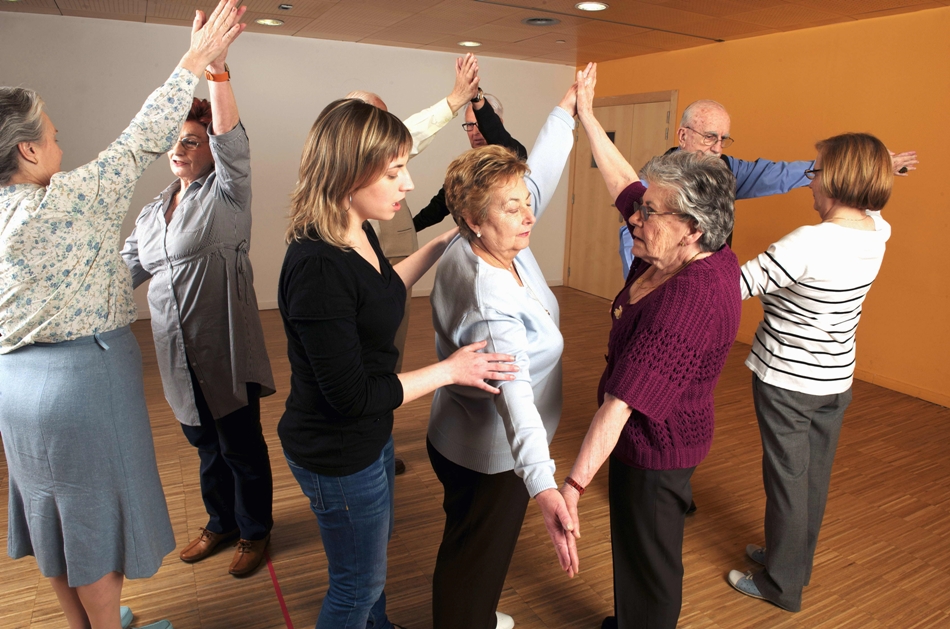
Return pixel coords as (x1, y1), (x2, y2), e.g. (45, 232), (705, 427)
(496, 611), (515, 629)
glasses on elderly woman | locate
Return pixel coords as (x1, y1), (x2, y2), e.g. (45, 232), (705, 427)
(461, 122), (478, 131)
(684, 126), (734, 149)
(804, 168), (822, 180)
(635, 203), (687, 222)
(175, 137), (203, 150)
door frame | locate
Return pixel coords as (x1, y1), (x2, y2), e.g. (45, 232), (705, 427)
(562, 89), (678, 288)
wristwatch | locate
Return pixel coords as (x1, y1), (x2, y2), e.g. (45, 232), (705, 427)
(205, 63), (231, 82)
(470, 87), (484, 103)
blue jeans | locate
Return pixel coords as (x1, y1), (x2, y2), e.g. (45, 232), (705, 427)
(285, 437), (395, 629)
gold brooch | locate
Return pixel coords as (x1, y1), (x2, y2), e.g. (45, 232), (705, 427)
(613, 305), (623, 319)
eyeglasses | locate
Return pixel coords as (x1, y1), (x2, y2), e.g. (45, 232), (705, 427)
(461, 122), (478, 131)
(804, 168), (822, 180)
(635, 203), (687, 222)
(684, 126), (734, 149)
(175, 137), (203, 150)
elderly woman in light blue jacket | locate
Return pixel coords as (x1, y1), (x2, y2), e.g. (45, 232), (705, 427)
(426, 74), (586, 629)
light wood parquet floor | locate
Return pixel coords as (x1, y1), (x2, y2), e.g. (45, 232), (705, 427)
(2, 286), (949, 628)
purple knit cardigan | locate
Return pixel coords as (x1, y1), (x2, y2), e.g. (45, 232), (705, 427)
(599, 182), (742, 470)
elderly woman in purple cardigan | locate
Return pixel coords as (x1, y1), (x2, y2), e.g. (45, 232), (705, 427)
(559, 64), (742, 629)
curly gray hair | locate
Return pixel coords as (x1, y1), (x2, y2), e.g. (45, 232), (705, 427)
(0, 87), (46, 186)
(640, 150), (735, 252)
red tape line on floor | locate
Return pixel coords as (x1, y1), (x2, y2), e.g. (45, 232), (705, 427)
(266, 549), (295, 629)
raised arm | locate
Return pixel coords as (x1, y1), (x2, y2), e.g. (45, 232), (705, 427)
(204, 48), (251, 208)
(404, 53), (479, 157)
(523, 84), (577, 222)
(472, 98), (527, 160)
(575, 63), (639, 200)
(41, 0), (246, 220)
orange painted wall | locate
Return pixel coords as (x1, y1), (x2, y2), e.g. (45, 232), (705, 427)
(591, 7), (950, 407)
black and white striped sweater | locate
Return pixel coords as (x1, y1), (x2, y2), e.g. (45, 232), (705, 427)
(740, 211), (890, 395)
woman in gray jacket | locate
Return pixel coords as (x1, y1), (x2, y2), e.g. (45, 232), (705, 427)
(121, 36), (274, 579)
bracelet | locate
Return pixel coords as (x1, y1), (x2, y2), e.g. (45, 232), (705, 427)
(564, 476), (585, 496)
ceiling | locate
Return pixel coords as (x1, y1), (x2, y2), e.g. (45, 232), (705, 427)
(3, 0), (948, 65)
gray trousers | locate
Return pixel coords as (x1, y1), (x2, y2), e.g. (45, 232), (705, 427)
(750, 374), (852, 612)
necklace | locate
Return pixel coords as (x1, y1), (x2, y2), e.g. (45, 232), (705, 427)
(614, 251), (704, 319)
(472, 241), (514, 271)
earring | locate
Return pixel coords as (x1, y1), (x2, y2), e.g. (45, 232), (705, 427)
(476, 231), (481, 238)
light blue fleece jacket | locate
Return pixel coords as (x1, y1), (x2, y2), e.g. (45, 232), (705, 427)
(428, 106), (575, 498)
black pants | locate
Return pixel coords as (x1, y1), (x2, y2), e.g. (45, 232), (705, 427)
(609, 456), (695, 629)
(428, 439), (529, 629)
(180, 370), (273, 541)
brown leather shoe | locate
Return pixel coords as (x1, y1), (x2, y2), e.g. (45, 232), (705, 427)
(179, 527), (239, 563)
(229, 533), (270, 577)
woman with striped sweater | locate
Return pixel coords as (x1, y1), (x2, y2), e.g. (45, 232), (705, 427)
(728, 133), (894, 612)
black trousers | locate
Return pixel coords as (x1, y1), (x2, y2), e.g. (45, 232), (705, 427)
(180, 370), (273, 541)
(609, 456), (695, 629)
(428, 439), (530, 629)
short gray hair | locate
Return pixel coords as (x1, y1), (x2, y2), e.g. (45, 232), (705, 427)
(641, 150), (735, 252)
(0, 87), (46, 186)
(680, 99), (727, 128)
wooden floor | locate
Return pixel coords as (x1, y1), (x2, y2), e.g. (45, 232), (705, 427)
(2, 286), (949, 629)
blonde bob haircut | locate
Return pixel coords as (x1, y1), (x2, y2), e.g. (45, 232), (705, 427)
(815, 132), (893, 212)
(444, 145), (528, 242)
(287, 98), (412, 247)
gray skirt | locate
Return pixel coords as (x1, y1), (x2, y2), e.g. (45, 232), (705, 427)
(0, 326), (175, 587)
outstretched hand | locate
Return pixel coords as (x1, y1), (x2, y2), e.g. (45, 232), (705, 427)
(890, 150), (918, 176)
(447, 53), (480, 113)
(536, 488), (580, 577)
(444, 340), (517, 394)
(180, 0), (247, 75)
(558, 84), (578, 118)
(575, 62), (596, 118)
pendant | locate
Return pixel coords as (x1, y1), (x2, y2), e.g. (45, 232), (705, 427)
(613, 305), (623, 319)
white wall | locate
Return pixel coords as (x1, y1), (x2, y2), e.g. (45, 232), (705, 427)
(1, 13), (575, 317)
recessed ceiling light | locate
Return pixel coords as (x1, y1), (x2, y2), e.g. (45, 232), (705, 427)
(575, 1), (608, 10)
(278, 4), (293, 9)
(255, 18), (284, 26)
(458, 41), (482, 47)
(522, 17), (560, 26)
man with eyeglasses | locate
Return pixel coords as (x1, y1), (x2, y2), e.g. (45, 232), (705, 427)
(618, 99), (918, 277)
(409, 91), (528, 232)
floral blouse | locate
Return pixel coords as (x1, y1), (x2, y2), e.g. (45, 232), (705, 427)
(0, 68), (199, 353)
